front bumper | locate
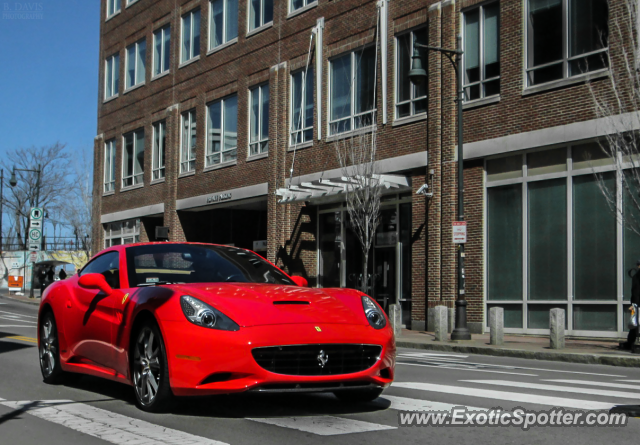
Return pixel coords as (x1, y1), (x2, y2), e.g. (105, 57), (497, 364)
(161, 321), (396, 397)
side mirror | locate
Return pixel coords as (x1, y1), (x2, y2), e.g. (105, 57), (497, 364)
(291, 276), (308, 287)
(78, 273), (114, 295)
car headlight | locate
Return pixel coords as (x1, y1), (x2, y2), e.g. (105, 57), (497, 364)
(180, 295), (240, 331)
(361, 296), (387, 329)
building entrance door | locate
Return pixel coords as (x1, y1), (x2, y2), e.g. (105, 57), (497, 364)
(373, 246), (396, 313)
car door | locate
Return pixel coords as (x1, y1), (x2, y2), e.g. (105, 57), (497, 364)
(64, 251), (120, 371)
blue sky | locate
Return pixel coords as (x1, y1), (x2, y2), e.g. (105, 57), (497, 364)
(0, 0), (100, 157)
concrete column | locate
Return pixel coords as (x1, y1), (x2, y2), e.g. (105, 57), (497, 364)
(489, 307), (503, 346)
(448, 307), (455, 334)
(433, 306), (448, 341)
(389, 304), (402, 337)
(550, 308), (565, 349)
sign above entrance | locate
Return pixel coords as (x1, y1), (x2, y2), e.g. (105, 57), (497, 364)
(453, 221), (467, 244)
(206, 192), (232, 204)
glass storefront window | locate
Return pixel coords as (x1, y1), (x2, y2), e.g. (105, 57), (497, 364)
(528, 178), (567, 300)
(573, 305), (616, 331)
(319, 212), (341, 288)
(528, 304), (567, 329)
(527, 148), (566, 176)
(486, 155), (522, 181)
(572, 142), (612, 170)
(573, 173), (616, 300)
(487, 184), (523, 300)
(487, 304), (523, 328)
(624, 170), (640, 301)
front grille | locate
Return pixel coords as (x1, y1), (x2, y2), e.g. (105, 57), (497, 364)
(252, 344), (382, 376)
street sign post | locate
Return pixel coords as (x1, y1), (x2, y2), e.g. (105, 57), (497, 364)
(30, 207), (43, 221)
(452, 221), (467, 244)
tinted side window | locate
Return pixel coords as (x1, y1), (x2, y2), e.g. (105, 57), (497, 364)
(81, 251), (120, 289)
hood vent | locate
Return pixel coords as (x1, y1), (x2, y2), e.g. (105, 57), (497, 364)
(273, 301), (310, 305)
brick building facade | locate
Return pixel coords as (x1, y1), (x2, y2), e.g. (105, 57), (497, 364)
(94, 0), (633, 337)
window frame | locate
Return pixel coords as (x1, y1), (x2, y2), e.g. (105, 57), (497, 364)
(181, 8), (201, 64)
(206, 94), (238, 166)
(328, 46), (377, 136)
(103, 219), (140, 249)
(524, 0), (609, 88)
(152, 121), (166, 181)
(106, 0), (121, 18)
(122, 128), (145, 188)
(248, 0), (273, 32)
(249, 83), (270, 156)
(153, 25), (171, 77)
(461, 2), (500, 101)
(290, 67), (314, 146)
(180, 109), (197, 174)
(209, 0), (238, 50)
(125, 38), (147, 90)
(104, 139), (116, 193)
(104, 53), (120, 100)
(394, 26), (428, 119)
(289, 0), (316, 14)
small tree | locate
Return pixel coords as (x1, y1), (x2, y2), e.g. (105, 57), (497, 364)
(589, 0), (640, 234)
(335, 130), (381, 292)
(61, 148), (93, 258)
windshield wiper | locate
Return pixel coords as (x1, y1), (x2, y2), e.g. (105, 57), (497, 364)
(136, 281), (183, 287)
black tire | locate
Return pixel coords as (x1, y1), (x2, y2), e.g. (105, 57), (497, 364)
(333, 387), (384, 403)
(132, 321), (173, 412)
(39, 311), (65, 384)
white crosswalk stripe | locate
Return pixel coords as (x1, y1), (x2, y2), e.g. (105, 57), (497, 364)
(248, 416), (395, 435)
(392, 382), (615, 410)
(1, 400), (229, 445)
(461, 380), (640, 399)
(544, 379), (640, 391)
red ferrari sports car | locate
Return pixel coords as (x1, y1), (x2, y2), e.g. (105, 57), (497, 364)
(38, 242), (396, 412)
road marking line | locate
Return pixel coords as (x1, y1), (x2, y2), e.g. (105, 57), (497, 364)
(392, 382), (614, 410)
(397, 362), (538, 376)
(1, 400), (229, 445)
(248, 416), (396, 435)
(0, 315), (37, 324)
(6, 336), (38, 344)
(462, 380), (640, 399)
(398, 352), (469, 359)
(544, 379), (640, 390)
(618, 380), (640, 383)
(0, 325), (37, 328)
(381, 395), (510, 417)
(0, 310), (38, 319)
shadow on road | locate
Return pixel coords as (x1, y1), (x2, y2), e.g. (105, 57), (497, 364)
(58, 374), (390, 418)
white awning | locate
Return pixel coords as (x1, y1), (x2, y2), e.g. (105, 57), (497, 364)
(275, 174), (411, 204)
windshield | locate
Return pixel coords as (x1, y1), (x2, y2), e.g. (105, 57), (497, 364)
(125, 244), (295, 287)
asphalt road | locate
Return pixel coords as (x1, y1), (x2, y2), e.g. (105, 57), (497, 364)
(1, 297), (640, 445)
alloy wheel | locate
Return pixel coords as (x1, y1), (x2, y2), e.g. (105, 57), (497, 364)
(133, 327), (162, 406)
(39, 316), (57, 377)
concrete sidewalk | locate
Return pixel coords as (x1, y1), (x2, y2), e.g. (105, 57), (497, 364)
(3, 291), (639, 367)
(397, 329), (640, 367)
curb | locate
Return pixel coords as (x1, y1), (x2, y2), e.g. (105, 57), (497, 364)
(0, 294), (41, 306)
(396, 341), (640, 368)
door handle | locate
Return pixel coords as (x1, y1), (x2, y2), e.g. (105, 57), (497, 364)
(66, 300), (72, 308)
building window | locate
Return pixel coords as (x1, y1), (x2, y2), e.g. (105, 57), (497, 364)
(207, 95), (238, 165)
(105, 53), (120, 99)
(249, 84), (269, 156)
(526, 0), (609, 87)
(396, 28), (428, 118)
(126, 39), (146, 89)
(290, 68), (314, 145)
(181, 9), (201, 63)
(152, 121), (166, 180)
(486, 142), (623, 333)
(104, 219), (140, 248)
(126, 0), (138, 5)
(122, 129), (144, 188)
(106, 0), (121, 18)
(181, 110), (197, 173)
(329, 47), (376, 135)
(210, 0), (238, 49)
(290, 0), (315, 13)
(153, 25), (171, 77)
(249, 0), (273, 31)
(463, 3), (500, 101)
(104, 139), (116, 193)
